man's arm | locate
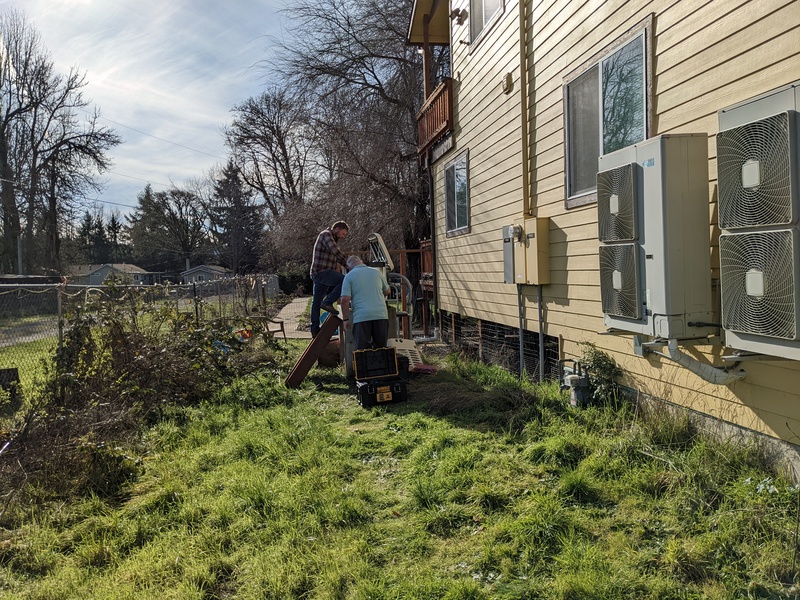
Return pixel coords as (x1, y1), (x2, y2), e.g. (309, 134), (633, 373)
(322, 230), (347, 266)
(340, 296), (352, 329)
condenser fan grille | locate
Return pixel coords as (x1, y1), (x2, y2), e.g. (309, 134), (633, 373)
(720, 229), (799, 339)
(599, 243), (641, 319)
(717, 111), (798, 229)
(597, 163), (637, 242)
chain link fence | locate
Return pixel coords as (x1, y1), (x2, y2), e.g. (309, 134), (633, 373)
(0, 276), (314, 394)
(2, 280), (561, 394)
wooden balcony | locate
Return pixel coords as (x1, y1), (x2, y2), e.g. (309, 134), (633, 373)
(417, 77), (453, 156)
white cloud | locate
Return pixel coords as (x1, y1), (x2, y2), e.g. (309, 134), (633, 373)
(0, 0), (285, 211)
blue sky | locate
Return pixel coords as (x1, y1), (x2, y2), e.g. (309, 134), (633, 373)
(0, 0), (285, 216)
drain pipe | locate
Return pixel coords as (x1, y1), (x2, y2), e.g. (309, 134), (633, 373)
(517, 284), (525, 377)
(537, 285), (545, 382)
(657, 339), (746, 385)
(413, 327), (439, 343)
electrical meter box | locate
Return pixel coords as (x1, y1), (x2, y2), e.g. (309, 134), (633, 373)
(524, 217), (550, 285)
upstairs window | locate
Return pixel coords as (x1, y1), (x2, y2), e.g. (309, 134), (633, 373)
(470, 0), (503, 42)
(445, 151), (470, 234)
(564, 18), (652, 207)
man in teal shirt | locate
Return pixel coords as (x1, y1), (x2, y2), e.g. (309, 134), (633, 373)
(340, 255), (391, 350)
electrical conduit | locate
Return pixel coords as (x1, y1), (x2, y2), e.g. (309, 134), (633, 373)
(666, 339), (746, 385)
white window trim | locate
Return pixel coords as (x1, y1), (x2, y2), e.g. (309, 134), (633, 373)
(445, 150), (470, 236)
(469, 0), (505, 47)
(563, 14), (654, 209)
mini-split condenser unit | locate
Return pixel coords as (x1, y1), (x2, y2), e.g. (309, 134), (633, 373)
(718, 81), (800, 359)
(597, 134), (715, 339)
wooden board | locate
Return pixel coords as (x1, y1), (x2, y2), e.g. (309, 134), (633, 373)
(284, 315), (343, 388)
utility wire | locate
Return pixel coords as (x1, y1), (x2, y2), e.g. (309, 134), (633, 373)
(83, 107), (226, 160)
(109, 171), (172, 188)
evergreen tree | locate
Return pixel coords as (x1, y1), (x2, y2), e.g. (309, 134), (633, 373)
(75, 210), (111, 264)
(208, 161), (265, 274)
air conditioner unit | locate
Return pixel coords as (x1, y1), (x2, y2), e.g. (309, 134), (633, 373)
(599, 243), (641, 319)
(717, 80), (800, 359)
(597, 134), (715, 339)
(720, 229), (800, 340)
(598, 161), (638, 243)
(717, 111), (798, 229)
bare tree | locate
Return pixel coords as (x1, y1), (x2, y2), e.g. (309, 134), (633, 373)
(0, 8), (119, 274)
(127, 185), (209, 272)
(33, 106), (120, 273)
(269, 0), (429, 250)
(0, 9), (42, 273)
(224, 87), (313, 223)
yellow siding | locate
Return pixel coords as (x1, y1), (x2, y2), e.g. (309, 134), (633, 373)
(430, 0), (800, 444)
(434, 0), (525, 321)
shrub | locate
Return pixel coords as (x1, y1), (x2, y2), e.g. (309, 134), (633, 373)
(578, 342), (622, 404)
(0, 285), (280, 525)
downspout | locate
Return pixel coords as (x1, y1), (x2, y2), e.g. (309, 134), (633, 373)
(538, 284), (545, 381)
(514, 0), (544, 379)
(517, 283), (525, 377)
(518, 0), (531, 218)
(425, 157), (440, 342)
(422, 0), (442, 341)
(663, 339), (746, 385)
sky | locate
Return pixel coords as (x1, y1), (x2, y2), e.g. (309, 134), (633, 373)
(0, 0), (286, 216)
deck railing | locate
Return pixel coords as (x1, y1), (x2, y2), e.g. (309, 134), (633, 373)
(416, 77), (453, 156)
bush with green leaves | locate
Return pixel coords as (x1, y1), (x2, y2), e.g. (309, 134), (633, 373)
(0, 284), (285, 523)
(579, 342), (623, 403)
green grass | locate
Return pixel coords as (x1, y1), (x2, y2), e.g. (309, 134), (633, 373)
(0, 352), (797, 599)
(0, 315), (55, 329)
(0, 336), (57, 391)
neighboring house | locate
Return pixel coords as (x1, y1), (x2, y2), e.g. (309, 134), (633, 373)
(65, 264), (159, 285)
(181, 265), (233, 284)
(408, 1), (800, 450)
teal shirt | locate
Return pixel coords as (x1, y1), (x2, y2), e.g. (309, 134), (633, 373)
(341, 265), (389, 324)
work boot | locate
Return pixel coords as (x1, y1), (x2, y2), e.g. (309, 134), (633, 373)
(321, 303), (339, 315)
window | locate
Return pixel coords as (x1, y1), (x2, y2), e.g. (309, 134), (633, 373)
(197, 275), (205, 282)
(564, 20), (651, 207)
(470, 0), (503, 42)
(445, 151), (469, 234)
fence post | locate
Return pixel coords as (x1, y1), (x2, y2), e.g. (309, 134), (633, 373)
(57, 286), (64, 351)
(193, 283), (199, 324)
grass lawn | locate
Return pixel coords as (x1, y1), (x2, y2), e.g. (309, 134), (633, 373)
(0, 348), (797, 599)
(0, 336), (57, 392)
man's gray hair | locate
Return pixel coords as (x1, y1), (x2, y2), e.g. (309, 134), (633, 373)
(346, 255), (363, 270)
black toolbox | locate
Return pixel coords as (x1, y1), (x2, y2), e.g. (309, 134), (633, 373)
(356, 378), (407, 408)
(353, 347), (399, 380)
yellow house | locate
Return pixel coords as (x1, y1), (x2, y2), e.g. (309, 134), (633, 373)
(407, 0), (800, 450)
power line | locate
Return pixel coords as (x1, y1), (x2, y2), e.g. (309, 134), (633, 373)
(84, 107), (226, 160)
(108, 170), (172, 188)
(79, 197), (139, 210)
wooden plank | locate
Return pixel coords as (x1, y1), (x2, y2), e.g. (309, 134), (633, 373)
(284, 315), (343, 388)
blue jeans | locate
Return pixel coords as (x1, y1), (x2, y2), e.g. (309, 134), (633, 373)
(311, 269), (344, 336)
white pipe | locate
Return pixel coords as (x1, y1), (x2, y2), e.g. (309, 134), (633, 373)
(517, 284), (525, 377)
(537, 284), (545, 382)
(414, 327), (439, 343)
(666, 339), (746, 385)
